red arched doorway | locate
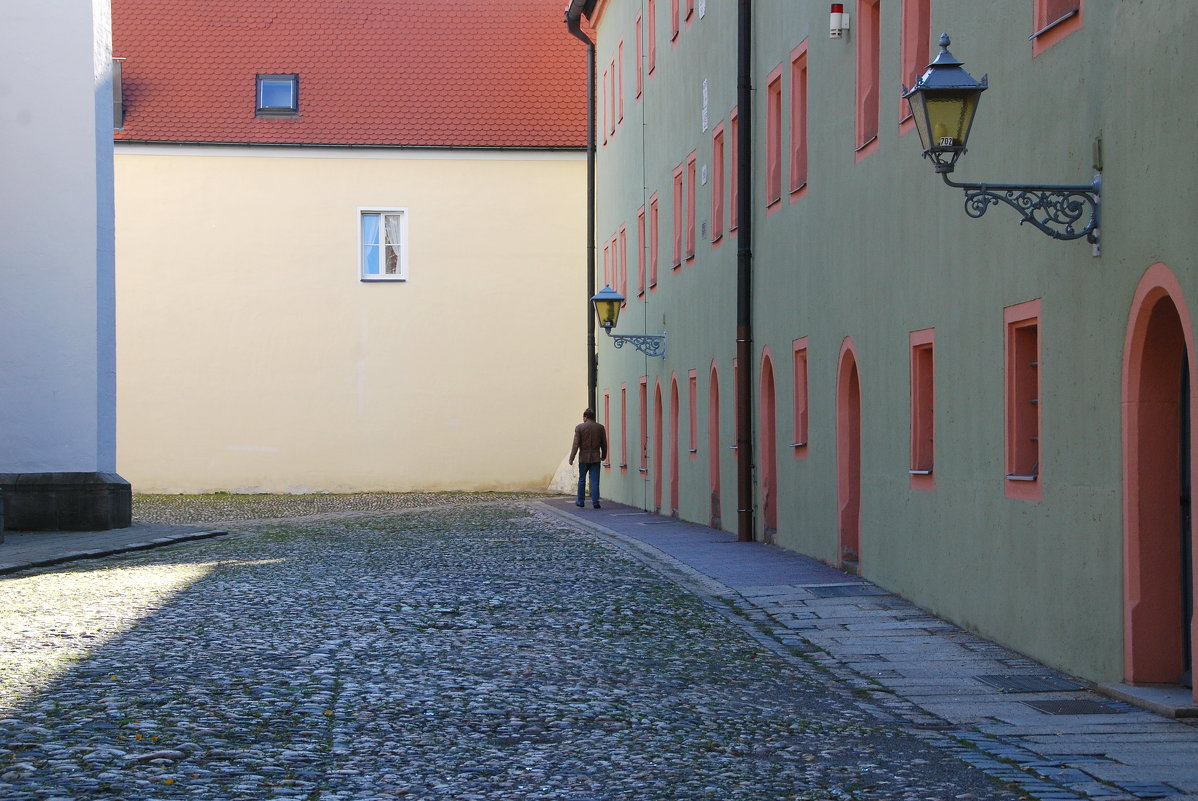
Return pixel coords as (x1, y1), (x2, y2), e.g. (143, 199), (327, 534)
(1123, 263), (1197, 696)
(759, 350), (778, 543)
(709, 362), (722, 529)
(837, 339), (862, 573)
(653, 381), (664, 514)
(670, 374), (680, 516)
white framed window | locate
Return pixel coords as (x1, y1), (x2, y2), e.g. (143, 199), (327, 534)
(359, 208), (408, 281)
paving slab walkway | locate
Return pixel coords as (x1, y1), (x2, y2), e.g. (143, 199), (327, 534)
(544, 498), (1198, 801)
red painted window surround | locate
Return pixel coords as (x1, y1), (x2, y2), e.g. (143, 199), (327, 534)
(669, 375), (680, 512)
(617, 42), (625, 123)
(603, 390), (612, 468)
(909, 328), (935, 490)
(730, 108), (739, 234)
(1033, 0), (1083, 57)
(1121, 264), (1195, 687)
(711, 123), (725, 245)
(603, 240), (611, 288)
(1005, 299), (1042, 501)
(654, 380), (665, 507)
(733, 357), (740, 443)
(790, 43), (809, 200)
(610, 234), (619, 291)
(618, 225), (628, 299)
(648, 194), (660, 289)
(759, 349), (778, 534)
(899, 0), (931, 132)
(635, 16), (644, 99)
(672, 163), (684, 269)
(708, 362), (721, 520)
(639, 376), (649, 475)
(855, 0), (881, 161)
(620, 383), (629, 470)
(636, 206), (647, 297)
(648, 0), (657, 74)
(609, 60), (617, 135)
(765, 64), (784, 211)
(601, 66), (609, 146)
(685, 151), (697, 261)
(670, 0), (680, 41)
(688, 369), (699, 459)
(612, 234), (621, 295)
(792, 337), (809, 459)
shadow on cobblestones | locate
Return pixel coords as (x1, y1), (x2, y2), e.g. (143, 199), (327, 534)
(0, 496), (1028, 800)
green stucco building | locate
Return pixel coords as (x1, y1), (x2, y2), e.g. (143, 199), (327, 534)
(566, 0), (1198, 701)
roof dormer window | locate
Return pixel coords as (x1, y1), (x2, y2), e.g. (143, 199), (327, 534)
(256, 74), (298, 116)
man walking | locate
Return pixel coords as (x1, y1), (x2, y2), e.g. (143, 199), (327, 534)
(569, 408), (608, 509)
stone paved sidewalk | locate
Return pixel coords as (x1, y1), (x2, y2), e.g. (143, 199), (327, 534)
(0, 525), (228, 576)
(544, 498), (1198, 801)
(0, 495), (1026, 801)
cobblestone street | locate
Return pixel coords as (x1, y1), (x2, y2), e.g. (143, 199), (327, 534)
(0, 495), (1026, 800)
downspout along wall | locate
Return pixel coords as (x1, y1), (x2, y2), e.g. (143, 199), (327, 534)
(736, 0), (755, 542)
(566, 6), (598, 412)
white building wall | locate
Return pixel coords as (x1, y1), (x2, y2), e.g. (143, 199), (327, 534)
(0, 0), (117, 474)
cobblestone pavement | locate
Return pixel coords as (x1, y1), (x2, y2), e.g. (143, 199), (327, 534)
(0, 495), (1027, 800)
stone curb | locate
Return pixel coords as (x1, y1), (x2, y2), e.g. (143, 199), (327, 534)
(0, 530), (228, 577)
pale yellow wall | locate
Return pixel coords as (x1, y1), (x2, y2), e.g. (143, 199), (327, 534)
(115, 147), (586, 493)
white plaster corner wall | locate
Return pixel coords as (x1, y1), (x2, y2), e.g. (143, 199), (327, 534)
(547, 456), (580, 495)
(0, 1), (117, 474)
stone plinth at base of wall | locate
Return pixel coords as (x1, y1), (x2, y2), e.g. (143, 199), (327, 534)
(0, 473), (132, 532)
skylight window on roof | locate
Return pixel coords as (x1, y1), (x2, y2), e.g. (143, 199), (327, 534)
(256, 74), (298, 116)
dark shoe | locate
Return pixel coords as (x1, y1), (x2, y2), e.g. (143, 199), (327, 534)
(575, 502), (585, 507)
(593, 503), (601, 509)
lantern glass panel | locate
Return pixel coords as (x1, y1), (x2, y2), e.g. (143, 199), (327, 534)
(595, 298), (622, 328)
(908, 90), (931, 152)
(925, 91), (979, 151)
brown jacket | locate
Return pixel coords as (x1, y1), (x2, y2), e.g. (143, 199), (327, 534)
(570, 419), (608, 464)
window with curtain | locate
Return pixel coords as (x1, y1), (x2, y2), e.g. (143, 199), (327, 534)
(360, 209), (408, 280)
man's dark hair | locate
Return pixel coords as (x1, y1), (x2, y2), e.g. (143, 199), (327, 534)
(583, 408), (595, 420)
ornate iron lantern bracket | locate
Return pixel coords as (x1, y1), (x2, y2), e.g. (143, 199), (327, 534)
(903, 34), (1102, 247)
(941, 171), (1101, 244)
(591, 285), (668, 359)
(605, 330), (668, 359)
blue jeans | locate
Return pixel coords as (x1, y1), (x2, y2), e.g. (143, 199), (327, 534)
(577, 462), (601, 506)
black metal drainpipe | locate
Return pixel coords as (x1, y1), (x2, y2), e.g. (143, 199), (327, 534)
(736, 0), (755, 542)
(567, 11), (598, 413)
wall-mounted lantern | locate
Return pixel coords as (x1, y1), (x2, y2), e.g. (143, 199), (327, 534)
(902, 34), (1100, 245)
(591, 286), (667, 359)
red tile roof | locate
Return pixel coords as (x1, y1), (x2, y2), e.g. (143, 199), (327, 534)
(113, 0), (586, 148)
